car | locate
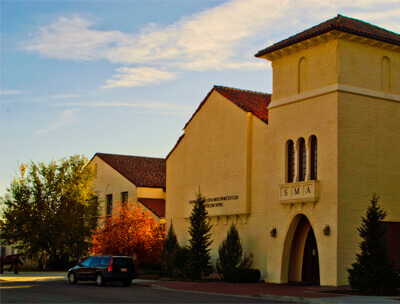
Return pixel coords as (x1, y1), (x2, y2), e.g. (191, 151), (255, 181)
(67, 256), (137, 287)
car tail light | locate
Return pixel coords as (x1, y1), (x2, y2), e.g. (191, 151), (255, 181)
(108, 257), (113, 272)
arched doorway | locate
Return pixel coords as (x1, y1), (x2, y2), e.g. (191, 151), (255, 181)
(287, 215), (320, 284)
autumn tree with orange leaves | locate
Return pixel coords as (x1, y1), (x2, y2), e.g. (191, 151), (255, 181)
(90, 201), (164, 264)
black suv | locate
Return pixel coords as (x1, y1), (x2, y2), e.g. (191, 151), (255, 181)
(67, 256), (137, 287)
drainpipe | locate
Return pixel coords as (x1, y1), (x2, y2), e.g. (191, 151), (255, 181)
(246, 112), (252, 214)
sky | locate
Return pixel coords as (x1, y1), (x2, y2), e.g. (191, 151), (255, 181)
(1, 0), (399, 196)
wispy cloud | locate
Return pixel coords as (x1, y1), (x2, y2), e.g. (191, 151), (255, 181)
(0, 89), (22, 95)
(52, 100), (194, 114)
(22, 0), (399, 88)
(36, 109), (80, 135)
(103, 67), (177, 88)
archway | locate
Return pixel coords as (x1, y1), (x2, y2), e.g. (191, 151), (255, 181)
(285, 215), (320, 284)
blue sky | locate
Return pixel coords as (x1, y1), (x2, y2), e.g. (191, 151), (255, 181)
(1, 0), (399, 196)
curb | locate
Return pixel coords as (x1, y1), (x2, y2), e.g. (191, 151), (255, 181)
(141, 282), (314, 303)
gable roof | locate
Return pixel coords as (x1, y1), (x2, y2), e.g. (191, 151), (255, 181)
(255, 14), (400, 58)
(166, 134), (185, 160)
(138, 198), (165, 218)
(94, 153), (166, 189)
(184, 85), (271, 129)
(166, 86), (271, 161)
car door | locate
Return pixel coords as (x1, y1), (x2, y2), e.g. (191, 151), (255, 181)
(88, 257), (101, 280)
(75, 257), (92, 280)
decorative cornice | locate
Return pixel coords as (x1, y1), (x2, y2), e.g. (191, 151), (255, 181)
(269, 84), (400, 109)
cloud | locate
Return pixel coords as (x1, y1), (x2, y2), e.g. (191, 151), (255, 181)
(22, 0), (400, 87)
(51, 100), (194, 115)
(103, 67), (177, 88)
(0, 89), (22, 95)
(36, 109), (80, 135)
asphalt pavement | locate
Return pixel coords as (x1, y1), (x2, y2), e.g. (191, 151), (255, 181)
(1, 271), (399, 304)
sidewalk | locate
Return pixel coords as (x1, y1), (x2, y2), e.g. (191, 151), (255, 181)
(0, 271), (66, 282)
(1, 271), (399, 303)
(138, 280), (400, 304)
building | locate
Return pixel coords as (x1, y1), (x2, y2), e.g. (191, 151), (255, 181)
(166, 15), (400, 286)
(90, 153), (166, 221)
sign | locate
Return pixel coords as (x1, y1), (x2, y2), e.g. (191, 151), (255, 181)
(188, 195), (239, 208)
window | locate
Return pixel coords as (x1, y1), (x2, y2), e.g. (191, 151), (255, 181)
(82, 258), (92, 267)
(310, 136), (317, 180)
(287, 140), (295, 183)
(121, 192), (128, 206)
(90, 257), (101, 267)
(298, 138), (306, 181)
(106, 194), (113, 216)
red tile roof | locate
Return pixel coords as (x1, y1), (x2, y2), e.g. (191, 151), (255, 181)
(94, 153), (166, 189)
(138, 198), (165, 218)
(255, 14), (400, 57)
(184, 85), (271, 129)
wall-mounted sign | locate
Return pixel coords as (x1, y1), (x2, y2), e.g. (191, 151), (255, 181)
(189, 195), (239, 208)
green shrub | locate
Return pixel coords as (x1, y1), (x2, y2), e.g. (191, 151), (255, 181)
(173, 246), (190, 277)
(227, 268), (261, 283)
(216, 224), (253, 280)
(161, 223), (179, 277)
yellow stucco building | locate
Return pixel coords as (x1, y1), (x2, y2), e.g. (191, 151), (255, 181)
(166, 15), (400, 286)
(90, 153), (166, 221)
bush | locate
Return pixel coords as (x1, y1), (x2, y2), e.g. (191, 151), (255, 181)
(227, 268), (261, 283)
(216, 224), (253, 280)
(161, 223), (179, 277)
(173, 246), (190, 277)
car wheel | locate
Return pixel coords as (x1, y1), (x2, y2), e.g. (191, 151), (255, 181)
(122, 279), (132, 287)
(68, 272), (78, 284)
(95, 273), (104, 286)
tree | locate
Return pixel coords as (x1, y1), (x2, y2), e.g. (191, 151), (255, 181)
(186, 191), (213, 280)
(0, 155), (99, 269)
(348, 194), (400, 291)
(90, 201), (164, 265)
(216, 224), (253, 280)
(161, 222), (179, 277)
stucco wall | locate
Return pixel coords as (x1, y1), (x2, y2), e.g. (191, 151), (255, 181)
(166, 33), (400, 287)
(91, 156), (164, 221)
(335, 38), (400, 285)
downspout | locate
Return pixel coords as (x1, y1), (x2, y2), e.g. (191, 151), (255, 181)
(246, 112), (253, 214)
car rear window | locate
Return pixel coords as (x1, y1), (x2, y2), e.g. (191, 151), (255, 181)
(113, 257), (134, 266)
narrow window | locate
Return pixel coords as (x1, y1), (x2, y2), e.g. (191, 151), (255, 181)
(298, 138), (306, 181)
(287, 140), (295, 183)
(106, 194), (113, 216)
(121, 192), (128, 206)
(381, 57), (391, 92)
(298, 57), (307, 93)
(310, 136), (318, 180)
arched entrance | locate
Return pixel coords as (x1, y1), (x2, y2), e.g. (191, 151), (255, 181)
(285, 215), (320, 284)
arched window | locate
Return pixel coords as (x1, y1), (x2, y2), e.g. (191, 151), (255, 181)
(298, 57), (307, 93)
(381, 56), (391, 92)
(287, 140), (295, 183)
(298, 138), (306, 181)
(310, 136), (317, 180)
